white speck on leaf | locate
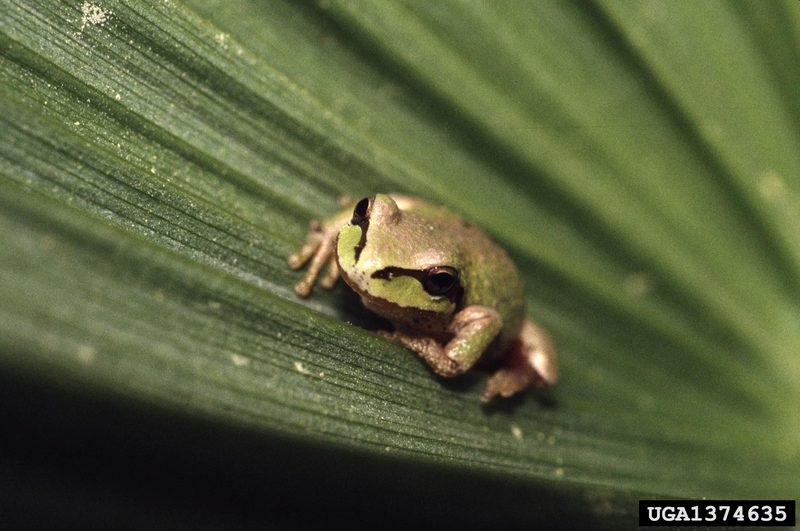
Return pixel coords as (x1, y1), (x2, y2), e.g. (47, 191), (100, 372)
(294, 361), (310, 375)
(77, 344), (96, 364)
(701, 120), (723, 141)
(214, 32), (229, 50)
(80, 2), (111, 31)
(623, 271), (652, 297)
(756, 170), (800, 240)
(758, 170), (786, 201)
(41, 234), (57, 251)
(230, 354), (250, 367)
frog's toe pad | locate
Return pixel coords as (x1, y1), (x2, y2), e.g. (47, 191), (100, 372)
(481, 367), (536, 401)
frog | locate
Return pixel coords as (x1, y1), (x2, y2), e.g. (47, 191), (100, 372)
(288, 194), (557, 401)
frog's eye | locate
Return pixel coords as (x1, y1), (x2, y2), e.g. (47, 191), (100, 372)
(423, 266), (459, 296)
(351, 196), (373, 225)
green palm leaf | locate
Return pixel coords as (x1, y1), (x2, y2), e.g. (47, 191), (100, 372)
(2, 0), (798, 527)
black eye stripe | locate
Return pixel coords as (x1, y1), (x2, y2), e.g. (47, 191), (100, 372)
(371, 265), (461, 302)
(371, 266), (421, 282)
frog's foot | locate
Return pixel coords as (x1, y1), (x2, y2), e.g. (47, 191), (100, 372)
(289, 197), (358, 297)
(378, 330), (462, 377)
(481, 319), (557, 402)
(288, 219), (339, 297)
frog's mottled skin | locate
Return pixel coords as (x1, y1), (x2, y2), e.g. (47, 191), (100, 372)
(289, 194), (557, 401)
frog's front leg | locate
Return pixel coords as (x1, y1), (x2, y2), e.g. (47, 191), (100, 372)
(288, 202), (354, 297)
(382, 306), (502, 377)
(481, 319), (557, 401)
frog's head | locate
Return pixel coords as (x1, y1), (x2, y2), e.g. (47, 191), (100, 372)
(336, 194), (462, 322)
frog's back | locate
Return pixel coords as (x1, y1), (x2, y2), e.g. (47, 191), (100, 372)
(455, 223), (525, 345)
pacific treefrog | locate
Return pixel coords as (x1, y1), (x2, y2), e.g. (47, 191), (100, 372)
(289, 194), (557, 401)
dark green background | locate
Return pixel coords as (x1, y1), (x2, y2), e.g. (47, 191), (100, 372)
(2, 1), (798, 528)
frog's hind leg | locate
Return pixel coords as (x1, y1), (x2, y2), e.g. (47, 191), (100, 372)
(481, 319), (558, 401)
